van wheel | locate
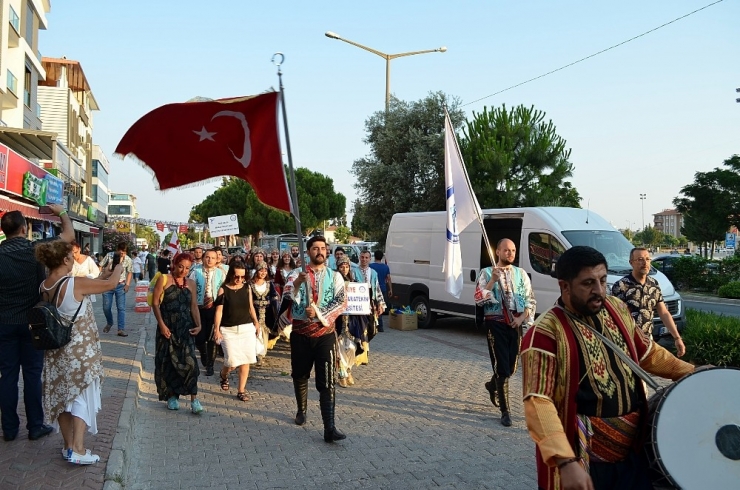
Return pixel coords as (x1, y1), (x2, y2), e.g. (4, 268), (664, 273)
(411, 295), (436, 329)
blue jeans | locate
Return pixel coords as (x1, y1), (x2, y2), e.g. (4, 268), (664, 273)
(0, 323), (45, 436)
(103, 283), (126, 331)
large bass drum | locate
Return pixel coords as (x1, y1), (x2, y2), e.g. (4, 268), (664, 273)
(645, 366), (740, 489)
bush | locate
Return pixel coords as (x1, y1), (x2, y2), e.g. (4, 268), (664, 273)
(684, 309), (740, 367)
(717, 281), (740, 299)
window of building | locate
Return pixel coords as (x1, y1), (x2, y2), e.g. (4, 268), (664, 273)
(6, 70), (17, 96)
(108, 204), (132, 215)
(23, 67), (31, 107)
(528, 232), (566, 275)
(111, 194), (129, 201)
(92, 185), (98, 202)
(24, 3), (34, 47)
(92, 160), (98, 177)
(9, 5), (20, 33)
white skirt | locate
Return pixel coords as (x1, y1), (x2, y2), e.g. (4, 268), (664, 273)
(220, 323), (257, 367)
(52, 377), (102, 435)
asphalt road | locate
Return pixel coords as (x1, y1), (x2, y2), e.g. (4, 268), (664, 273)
(684, 299), (740, 317)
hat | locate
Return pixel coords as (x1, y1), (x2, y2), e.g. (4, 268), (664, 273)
(254, 261), (268, 272)
(336, 256), (351, 267)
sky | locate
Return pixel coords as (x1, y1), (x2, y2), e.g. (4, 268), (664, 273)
(41, 0), (739, 234)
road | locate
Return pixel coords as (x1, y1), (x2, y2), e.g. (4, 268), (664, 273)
(684, 299), (740, 317)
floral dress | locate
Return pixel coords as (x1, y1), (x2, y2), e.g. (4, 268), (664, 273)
(155, 284), (199, 400)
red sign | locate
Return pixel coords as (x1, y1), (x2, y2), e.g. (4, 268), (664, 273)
(156, 222), (164, 231)
(179, 224), (188, 233)
(2, 143), (49, 198)
(0, 145), (8, 191)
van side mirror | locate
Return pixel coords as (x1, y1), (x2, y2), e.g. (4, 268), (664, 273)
(470, 269), (477, 282)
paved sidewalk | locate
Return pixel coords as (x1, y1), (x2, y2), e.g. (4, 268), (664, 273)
(0, 290), (145, 490)
(125, 318), (538, 489)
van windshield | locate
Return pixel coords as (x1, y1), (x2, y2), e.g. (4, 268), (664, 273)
(561, 230), (654, 276)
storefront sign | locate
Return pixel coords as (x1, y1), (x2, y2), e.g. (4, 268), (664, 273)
(115, 221), (131, 233)
(22, 171), (48, 206)
(44, 174), (64, 205)
(67, 194), (88, 221)
(0, 146), (7, 190)
(87, 206), (97, 222)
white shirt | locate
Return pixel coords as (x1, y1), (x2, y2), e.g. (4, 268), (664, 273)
(133, 257), (143, 274)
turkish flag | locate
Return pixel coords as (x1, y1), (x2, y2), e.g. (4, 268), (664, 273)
(115, 92), (292, 214)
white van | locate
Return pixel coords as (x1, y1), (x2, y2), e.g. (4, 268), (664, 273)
(386, 207), (685, 340)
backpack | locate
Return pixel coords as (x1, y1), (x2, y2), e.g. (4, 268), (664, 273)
(147, 272), (166, 306)
(28, 277), (83, 350)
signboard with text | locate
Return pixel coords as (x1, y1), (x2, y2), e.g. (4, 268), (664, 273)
(725, 232), (736, 250)
(3, 143), (63, 204)
(208, 214), (239, 238)
(342, 282), (371, 315)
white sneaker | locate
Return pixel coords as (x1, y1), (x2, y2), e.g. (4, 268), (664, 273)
(69, 450), (100, 465)
(64, 448), (91, 461)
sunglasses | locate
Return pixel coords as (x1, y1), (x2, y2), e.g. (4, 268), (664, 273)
(234, 275), (246, 280)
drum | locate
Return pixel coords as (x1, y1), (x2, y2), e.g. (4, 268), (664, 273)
(645, 366), (740, 489)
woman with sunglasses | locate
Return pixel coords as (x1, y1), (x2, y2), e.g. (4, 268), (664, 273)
(213, 259), (258, 401)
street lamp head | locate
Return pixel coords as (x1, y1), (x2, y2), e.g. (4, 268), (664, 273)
(325, 31), (341, 40)
(438, 46), (447, 53)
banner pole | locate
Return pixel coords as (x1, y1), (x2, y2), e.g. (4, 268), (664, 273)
(273, 53), (306, 271)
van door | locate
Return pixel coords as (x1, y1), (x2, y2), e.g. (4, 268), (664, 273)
(525, 231), (566, 313)
(480, 216), (524, 269)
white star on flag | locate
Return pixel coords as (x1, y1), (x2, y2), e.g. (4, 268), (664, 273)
(193, 126), (216, 141)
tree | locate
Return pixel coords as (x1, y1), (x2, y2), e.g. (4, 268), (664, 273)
(460, 104), (581, 208)
(333, 225), (352, 243)
(102, 229), (135, 254)
(135, 225), (160, 250)
(191, 168), (346, 238)
(673, 155), (740, 257)
(352, 91), (466, 244)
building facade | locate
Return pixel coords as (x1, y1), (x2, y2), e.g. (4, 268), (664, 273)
(653, 208), (684, 239)
(108, 192), (137, 236)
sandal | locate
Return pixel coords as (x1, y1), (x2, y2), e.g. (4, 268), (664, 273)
(237, 392), (249, 402)
(219, 375), (229, 391)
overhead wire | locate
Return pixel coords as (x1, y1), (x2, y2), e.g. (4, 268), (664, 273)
(462, 0), (727, 108)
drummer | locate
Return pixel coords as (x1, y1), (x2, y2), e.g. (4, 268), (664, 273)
(520, 246), (694, 490)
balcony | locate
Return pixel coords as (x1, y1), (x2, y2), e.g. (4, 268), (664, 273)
(2, 71), (18, 109)
(7, 6), (20, 48)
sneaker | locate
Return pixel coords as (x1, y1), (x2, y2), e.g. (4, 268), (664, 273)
(63, 448), (90, 461)
(69, 450), (100, 465)
(190, 399), (203, 414)
(167, 396), (179, 410)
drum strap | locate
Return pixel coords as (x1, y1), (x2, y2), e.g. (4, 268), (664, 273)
(562, 309), (660, 390)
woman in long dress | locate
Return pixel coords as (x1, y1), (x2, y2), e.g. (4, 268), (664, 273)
(35, 240), (123, 465)
(213, 260), (258, 401)
(151, 252), (204, 414)
(249, 261), (280, 353)
(335, 257), (369, 387)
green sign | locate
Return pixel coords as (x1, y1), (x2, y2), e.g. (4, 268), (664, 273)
(87, 206), (97, 221)
(22, 172), (47, 206)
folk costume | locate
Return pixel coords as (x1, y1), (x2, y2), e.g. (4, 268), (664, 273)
(474, 265), (535, 424)
(354, 264), (386, 364)
(521, 296), (694, 490)
(249, 262), (280, 353)
(282, 264), (347, 442)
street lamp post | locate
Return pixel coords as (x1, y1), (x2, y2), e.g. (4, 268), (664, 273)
(325, 31), (446, 112)
(639, 194), (647, 232)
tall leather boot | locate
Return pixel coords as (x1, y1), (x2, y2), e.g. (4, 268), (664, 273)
(205, 341), (217, 376)
(496, 377), (512, 427)
(319, 388), (346, 443)
(196, 342), (208, 369)
(484, 374), (498, 407)
(293, 379), (308, 426)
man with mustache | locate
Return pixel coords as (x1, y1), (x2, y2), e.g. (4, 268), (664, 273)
(474, 238), (535, 427)
(282, 236), (347, 443)
(521, 246), (693, 490)
(611, 248), (685, 357)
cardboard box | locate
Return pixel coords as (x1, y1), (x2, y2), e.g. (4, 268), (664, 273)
(389, 312), (417, 331)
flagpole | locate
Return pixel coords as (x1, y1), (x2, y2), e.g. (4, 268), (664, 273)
(444, 108), (496, 267)
(273, 53), (306, 271)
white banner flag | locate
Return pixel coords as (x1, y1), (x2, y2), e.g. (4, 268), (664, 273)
(166, 231), (181, 256)
(443, 111), (483, 298)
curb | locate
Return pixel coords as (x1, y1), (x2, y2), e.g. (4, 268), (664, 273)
(680, 293), (740, 306)
(102, 323), (148, 490)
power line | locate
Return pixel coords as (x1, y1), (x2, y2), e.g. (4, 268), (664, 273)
(462, 0), (726, 108)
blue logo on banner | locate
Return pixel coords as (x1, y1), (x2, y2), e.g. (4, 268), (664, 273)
(44, 174), (64, 205)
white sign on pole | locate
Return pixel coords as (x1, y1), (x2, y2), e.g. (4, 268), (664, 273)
(207, 214), (239, 238)
(343, 282), (371, 315)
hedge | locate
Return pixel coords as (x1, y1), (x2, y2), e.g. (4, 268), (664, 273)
(683, 309), (740, 367)
(718, 281), (740, 299)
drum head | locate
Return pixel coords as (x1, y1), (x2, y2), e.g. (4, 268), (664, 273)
(653, 367), (740, 489)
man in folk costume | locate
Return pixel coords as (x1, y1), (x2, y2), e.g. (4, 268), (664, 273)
(474, 238), (535, 427)
(188, 249), (227, 376)
(521, 246), (694, 490)
(282, 236), (347, 443)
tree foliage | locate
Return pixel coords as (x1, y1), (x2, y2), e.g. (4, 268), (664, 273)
(333, 225), (352, 243)
(633, 225), (662, 247)
(135, 225), (160, 250)
(673, 155), (740, 256)
(102, 229), (136, 254)
(460, 104), (581, 208)
(190, 168), (346, 237)
(352, 92), (465, 243)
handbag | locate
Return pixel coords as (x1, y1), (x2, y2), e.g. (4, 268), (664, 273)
(28, 277), (83, 350)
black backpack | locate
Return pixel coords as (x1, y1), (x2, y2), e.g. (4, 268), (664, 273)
(28, 277), (83, 350)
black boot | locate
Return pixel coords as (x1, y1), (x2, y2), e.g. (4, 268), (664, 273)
(319, 388), (346, 443)
(484, 375), (498, 407)
(496, 377), (512, 427)
(293, 379), (308, 426)
(196, 342), (208, 368)
(205, 341), (217, 376)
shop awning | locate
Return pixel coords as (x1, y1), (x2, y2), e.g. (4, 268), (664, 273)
(0, 127), (57, 161)
(72, 220), (91, 233)
(0, 194), (60, 222)
(90, 227), (99, 236)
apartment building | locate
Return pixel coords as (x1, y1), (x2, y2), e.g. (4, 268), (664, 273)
(108, 192), (137, 234)
(653, 208), (684, 239)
